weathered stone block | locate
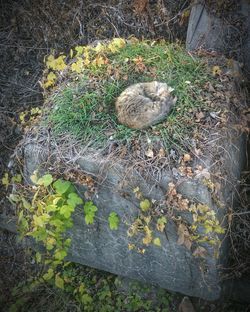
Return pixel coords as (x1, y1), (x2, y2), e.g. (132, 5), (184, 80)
(21, 129), (244, 301)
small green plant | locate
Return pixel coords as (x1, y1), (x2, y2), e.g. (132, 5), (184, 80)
(14, 172), (83, 268)
(84, 201), (98, 225)
(108, 212), (120, 230)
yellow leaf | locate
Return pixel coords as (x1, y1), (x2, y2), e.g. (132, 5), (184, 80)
(128, 243), (135, 250)
(46, 55), (66, 71)
(71, 58), (84, 73)
(92, 55), (108, 67)
(142, 235), (152, 245)
(153, 237), (161, 247)
(75, 46), (85, 56)
(84, 57), (91, 66)
(108, 38), (126, 53)
(1, 172), (9, 189)
(142, 226), (152, 245)
(46, 237), (56, 250)
(156, 216), (167, 232)
(212, 65), (222, 76)
(43, 268), (54, 281)
(43, 71), (57, 88)
(137, 248), (146, 254)
(94, 42), (106, 53)
(55, 274), (64, 289)
(140, 199), (151, 212)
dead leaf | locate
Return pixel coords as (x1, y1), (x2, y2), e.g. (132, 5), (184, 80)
(133, 56), (147, 72)
(179, 296), (196, 312)
(193, 246), (207, 258)
(194, 167), (211, 180)
(133, 0), (149, 15)
(145, 148), (154, 158)
(195, 111), (205, 122)
(158, 148), (166, 158)
(177, 224), (192, 250)
(210, 111), (221, 119)
(212, 65), (222, 76)
(183, 153), (192, 162)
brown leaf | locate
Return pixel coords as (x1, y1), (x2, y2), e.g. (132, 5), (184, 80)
(158, 148), (166, 158)
(183, 153), (192, 162)
(193, 246), (207, 258)
(184, 238), (192, 250)
(195, 111), (205, 122)
(133, 0), (149, 14)
(179, 296), (196, 312)
(177, 224), (192, 250)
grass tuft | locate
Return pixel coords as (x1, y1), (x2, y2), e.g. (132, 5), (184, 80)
(46, 40), (215, 151)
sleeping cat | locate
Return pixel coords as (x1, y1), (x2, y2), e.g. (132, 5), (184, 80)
(115, 81), (177, 129)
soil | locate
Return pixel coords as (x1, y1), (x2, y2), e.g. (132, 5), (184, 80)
(0, 0), (249, 311)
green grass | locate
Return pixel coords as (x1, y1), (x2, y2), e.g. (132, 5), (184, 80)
(47, 41), (214, 151)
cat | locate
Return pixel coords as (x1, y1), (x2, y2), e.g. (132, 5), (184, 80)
(115, 81), (177, 129)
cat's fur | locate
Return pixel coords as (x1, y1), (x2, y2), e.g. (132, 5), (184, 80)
(115, 81), (176, 129)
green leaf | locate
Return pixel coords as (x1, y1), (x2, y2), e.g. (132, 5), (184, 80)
(153, 237), (161, 247)
(35, 252), (42, 263)
(140, 199), (151, 212)
(67, 192), (83, 208)
(2, 172), (9, 187)
(11, 174), (22, 183)
(21, 198), (31, 210)
(81, 293), (93, 305)
(53, 179), (71, 194)
(37, 174), (53, 187)
(85, 213), (95, 225)
(43, 268), (54, 281)
(59, 205), (74, 218)
(108, 212), (120, 230)
(8, 193), (20, 203)
(64, 238), (71, 248)
(46, 204), (58, 212)
(54, 249), (67, 261)
(156, 216), (167, 232)
(50, 219), (64, 229)
(84, 201), (98, 225)
(18, 210), (23, 223)
(55, 274), (64, 289)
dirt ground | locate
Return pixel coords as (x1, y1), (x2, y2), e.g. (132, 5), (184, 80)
(0, 0), (249, 311)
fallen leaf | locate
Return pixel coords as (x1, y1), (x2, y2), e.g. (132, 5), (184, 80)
(153, 237), (161, 247)
(193, 246), (207, 258)
(179, 296), (196, 312)
(195, 111), (205, 122)
(183, 153), (192, 162)
(145, 148), (154, 158)
(158, 148), (166, 157)
(212, 65), (222, 76)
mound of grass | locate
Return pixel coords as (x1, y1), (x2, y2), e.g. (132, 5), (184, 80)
(45, 40), (215, 152)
